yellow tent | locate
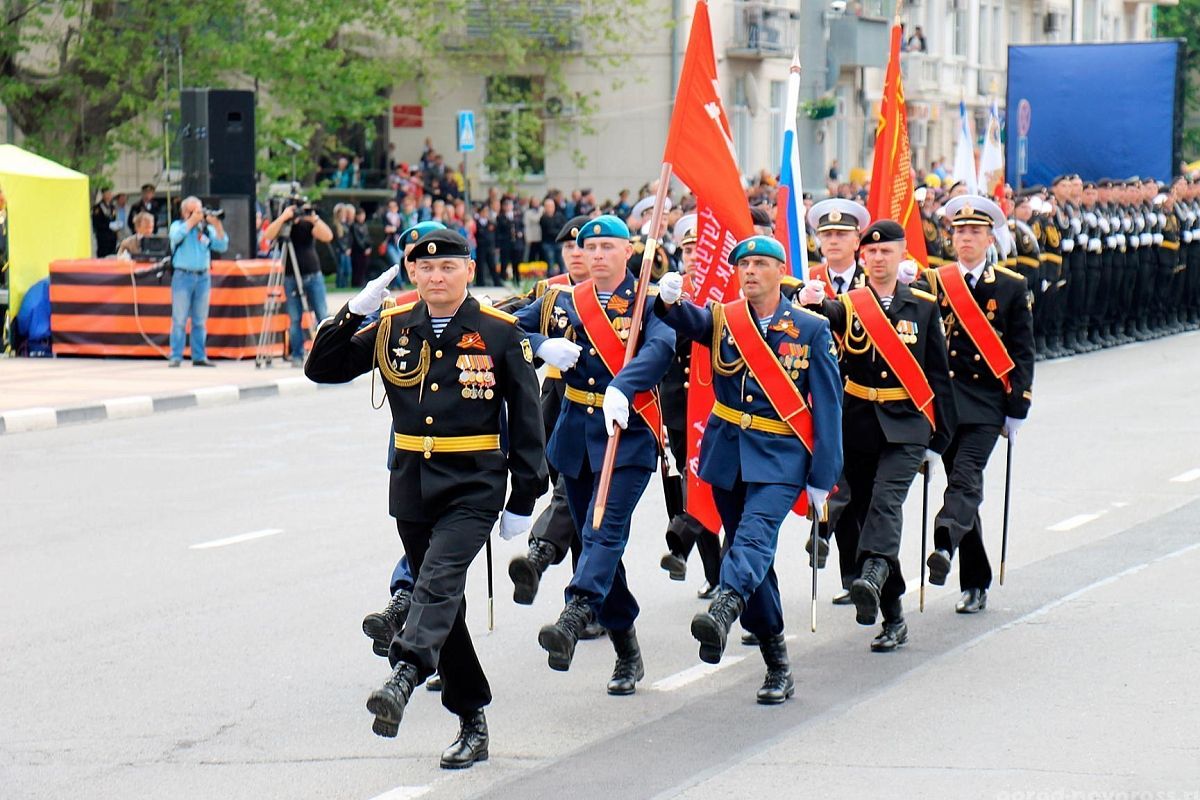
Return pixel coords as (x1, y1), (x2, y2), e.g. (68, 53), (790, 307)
(0, 144), (91, 325)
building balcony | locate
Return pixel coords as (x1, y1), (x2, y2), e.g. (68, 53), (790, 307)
(727, 1), (800, 59)
(827, 13), (889, 69)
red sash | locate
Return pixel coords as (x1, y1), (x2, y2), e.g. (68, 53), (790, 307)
(846, 287), (937, 429)
(809, 264), (837, 299)
(935, 266), (1014, 392)
(722, 298), (815, 454)
(573, 279), (665, 447)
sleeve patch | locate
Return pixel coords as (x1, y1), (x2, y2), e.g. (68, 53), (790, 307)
(521, 338), (534, 363)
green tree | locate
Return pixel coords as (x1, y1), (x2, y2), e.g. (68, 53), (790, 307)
(1158, 0), (1200, 159)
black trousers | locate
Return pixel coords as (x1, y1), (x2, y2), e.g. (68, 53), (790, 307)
(531, 472), (582, 567)
(934, 423), (1002, 591)
(817, 473), (858, 590)
(843, 426), (924, 619)
(392, 507), (494, 716)
(664, 425), (721, 585)
(474, 245), (500, 287)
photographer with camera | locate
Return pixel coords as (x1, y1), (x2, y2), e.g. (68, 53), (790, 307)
(167, 196), (228, 367)
(262, 198), (334, 366)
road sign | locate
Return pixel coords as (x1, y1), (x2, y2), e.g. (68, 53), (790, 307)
(1018, 135), (1028, 175)
(457, 110), (476, 153)
(1017, 99), (1032, 138)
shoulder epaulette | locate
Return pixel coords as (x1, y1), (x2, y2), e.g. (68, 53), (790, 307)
(794, 305), (824, 319)
(381, 301), (418, 318)
(781, 274), (802, 288)
(993, 265), (1023, 281)
(480, 304), (517, 324)
(646, 285), (660, 296)
(910, 288), (937, 302)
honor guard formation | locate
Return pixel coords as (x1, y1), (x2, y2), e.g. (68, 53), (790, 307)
(309, 172), (1200, 770)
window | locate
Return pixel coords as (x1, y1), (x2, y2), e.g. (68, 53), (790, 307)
(732, 77), (751, 174)
(769, 80), (785, 169)
(953, 2), (968, 57)
(484, 76), (545, 178)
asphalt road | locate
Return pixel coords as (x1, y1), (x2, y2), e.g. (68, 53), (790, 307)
(3, 331), (1200, 800)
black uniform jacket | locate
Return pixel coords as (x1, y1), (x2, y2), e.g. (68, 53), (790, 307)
(305, 297), (548, 522)
(916, 263), (1035, 426)
(812, 282), (957, 454)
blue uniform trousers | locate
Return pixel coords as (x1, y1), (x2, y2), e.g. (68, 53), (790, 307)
(561, 457), (652, 633)
(712, 477), (802, 638)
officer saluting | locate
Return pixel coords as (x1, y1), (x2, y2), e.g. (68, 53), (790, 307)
(656, 235), (842, 703)
(799, 221), (956, 650)
(515, 214), (676, 696)
(915, 196), (1035, 614)
(305, 229), (547, 769)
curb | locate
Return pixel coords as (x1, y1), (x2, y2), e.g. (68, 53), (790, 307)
(0, 376), (351, 435)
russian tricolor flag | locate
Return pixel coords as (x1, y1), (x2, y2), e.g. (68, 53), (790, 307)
(775, 52), (809, 279)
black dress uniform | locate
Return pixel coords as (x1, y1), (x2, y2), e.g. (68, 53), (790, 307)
(305, 229), (547, 760)
(915, 199), (1035, 613)
(807, 221), (957, 648)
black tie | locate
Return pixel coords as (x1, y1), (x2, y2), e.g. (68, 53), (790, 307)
(834, 276), (846, 295)
(967, 273), (977, 290)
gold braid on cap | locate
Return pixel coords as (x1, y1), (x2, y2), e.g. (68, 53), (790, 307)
(711, 304), (745, 377)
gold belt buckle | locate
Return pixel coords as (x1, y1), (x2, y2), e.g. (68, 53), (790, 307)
(422, 436), (434, 459)
(867, 387), (879, 402)
(739, 413), (752, 430)
(586, 391), (596, 405)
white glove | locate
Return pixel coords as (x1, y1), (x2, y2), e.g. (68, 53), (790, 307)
(658, 271), (684, 305)
(498, 510), (532, 541)
(806, 486), (830, 518)
(1105, 236), (1115, 249)
(1141, 232), (1152, 246)
(1153, 233), (1164, 246)
(1158, 212), (1168, 227)
(348, 264), (400, 315)
(536, 338), (582, 371)
(1040, 279), (1051, 292)
(1003, 416), (1025, 441)
(602, 385), (630, 436)
(1185, 231), (1193, 244)
(897, 260), (919, 285)
(1070, 217), (1081, 234)
(1098, 216), (1110, 234)
(1088, 238), (1102, 254)
(798, 279), (827, 306)
(1060, 237), (1074, 253)
(109, 220), (123, 231)
(1076, 234), (1088, 247)
(1116, 234), (1126, 248)
(922, 448), (939, 476)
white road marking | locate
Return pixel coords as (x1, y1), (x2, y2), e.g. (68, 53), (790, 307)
(1047, 512), (1104, 532)
(367, 787), (431, 800)
(1169, 468), (1200, 483)
(650, 655), (747, 692)
(189, 528), (283, 550)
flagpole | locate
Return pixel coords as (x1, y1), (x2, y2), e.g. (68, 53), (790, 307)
(593, 162), (674, 530)
(783, 51), (809, 280)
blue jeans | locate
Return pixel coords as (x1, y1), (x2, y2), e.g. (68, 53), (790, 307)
(335, 251), (352, 288)
(170, 269), (211, 362)
(390, 555), (415, 595)
(283, 272), (328, 360)
(540, 241), (565, 276)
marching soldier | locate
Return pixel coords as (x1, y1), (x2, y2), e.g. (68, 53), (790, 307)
(919, 187), (947, 267)
(514, 214), (676, 696)
(659, 213), (723, 597)
(306, 229), (548, 768)
(1186, 179), (1200, 328)
(1079, 180), (1106, 350)
(799, 220), (956, 649)
(499, 215), (605, 621)
(1007, 192), (1041, 311)
(804, 198), (871, 604)
(915, 196), (1035, 615)
(656, 235), (842, 702)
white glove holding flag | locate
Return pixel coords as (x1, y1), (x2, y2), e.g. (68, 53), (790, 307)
(1003, 416), (1025, 441)
(897, 260), (919, 285)
(348, 264), (400, 316)
(658, 272), (684, 305)
(923, 448), (940, 476)
(536, 338), (582, 371)
(798, 280), (827, 306)
(498, 510), (533, 541)
(603, 386), (630, 436)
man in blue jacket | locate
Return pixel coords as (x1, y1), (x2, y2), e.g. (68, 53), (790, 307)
(515, 214), (675, 696)
(656, 235), (842, 704)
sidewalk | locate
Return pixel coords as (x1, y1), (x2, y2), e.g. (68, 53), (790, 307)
(0, 285), (517, 435)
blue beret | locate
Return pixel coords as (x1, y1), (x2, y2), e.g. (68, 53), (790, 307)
(728, 235), (786, 265)
(575, 214), (630, 245)
(399, 221), (447, 246)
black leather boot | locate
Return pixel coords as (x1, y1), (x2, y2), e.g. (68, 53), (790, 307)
(925, 548), (951, 587)
(850, 557), (890, 626)
(871, 619), (909, 652)
(509, 537), (558, 605)
(362, 589), (412, 658)
(756, 634), (795, 705)
(537, 597), (592, 671)
(956, 588), (988, 614)
(690, 588), (745, 664)
(439, 710), (489, 769)
(660, 551), (687, 581)
(366, 661), (420, 738)
(606, 626), (645, 696)
(579, 607), (606, 640)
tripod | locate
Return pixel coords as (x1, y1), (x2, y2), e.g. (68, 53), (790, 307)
(256, 230), (316, 367)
